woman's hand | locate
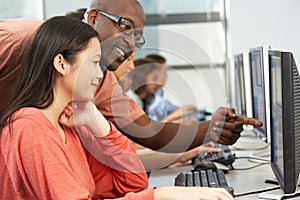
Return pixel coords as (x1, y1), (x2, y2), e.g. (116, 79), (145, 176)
(175, 141), (221, 164)
(59, 101), (95, 127)
(154, 186), (234, 200)
(59, 101), (110, 136)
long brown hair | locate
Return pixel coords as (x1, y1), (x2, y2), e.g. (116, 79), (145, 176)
(0, 16), (99, 133)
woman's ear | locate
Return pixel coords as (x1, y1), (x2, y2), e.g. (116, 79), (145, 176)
(53, 54), (66, 76)
(87, 9), (98, 25)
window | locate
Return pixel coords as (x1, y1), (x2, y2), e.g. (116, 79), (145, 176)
(137, 0), (228, 68)
(137, 0), (229, 109)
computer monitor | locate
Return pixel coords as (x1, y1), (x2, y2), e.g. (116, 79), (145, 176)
(270, 50), (300, 194)
(233, 52), (252, 117)
(259, 50), (300, 199)
(249, 46), (271, 143)
(225, 57), (235, 108)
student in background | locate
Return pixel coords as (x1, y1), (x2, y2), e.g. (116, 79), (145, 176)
(145, 54), (210, 123)
(0, 0), (263, 156)
(0, 16), (234, 200)
(127, 58), (197, 125)
(126, 58), (163, 109)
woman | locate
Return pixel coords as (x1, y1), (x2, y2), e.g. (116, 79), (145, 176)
(0, 16), (233, 200)
(0, 16), (149, 200)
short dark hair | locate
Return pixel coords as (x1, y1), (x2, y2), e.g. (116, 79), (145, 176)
(145, 54), (166, 65)
(65, 8), (87, 21)
(129, 58), (161, 94)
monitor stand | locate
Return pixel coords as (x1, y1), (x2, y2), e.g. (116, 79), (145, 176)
(258, 187), (300, 200)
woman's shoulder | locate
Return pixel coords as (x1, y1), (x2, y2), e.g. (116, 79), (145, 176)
(13, 107), (45, 120)
(2, 107), (60, 145)
(10, 107), (53, 130)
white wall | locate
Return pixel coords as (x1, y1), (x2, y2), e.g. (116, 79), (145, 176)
(229, 0), (300, 64)
(0, 0), (43, 19)
(44, 0), (89, 18)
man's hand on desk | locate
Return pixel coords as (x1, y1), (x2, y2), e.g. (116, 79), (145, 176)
(208, 107), (263, 145)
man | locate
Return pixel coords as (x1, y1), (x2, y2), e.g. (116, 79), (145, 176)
(0, 0), (262, 153)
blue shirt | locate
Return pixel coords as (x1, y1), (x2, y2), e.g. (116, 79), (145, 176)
(146, 89), (178, 121)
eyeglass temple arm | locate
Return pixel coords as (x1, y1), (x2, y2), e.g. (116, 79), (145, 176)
(98, 10), (122, 24)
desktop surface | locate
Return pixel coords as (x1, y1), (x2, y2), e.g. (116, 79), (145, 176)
(148, 131), (300, 199)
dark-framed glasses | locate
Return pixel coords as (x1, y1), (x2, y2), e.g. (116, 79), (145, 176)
(96, 9), (145, 49)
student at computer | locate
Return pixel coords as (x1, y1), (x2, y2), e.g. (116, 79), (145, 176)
(0, 16), (233, 200)
(126, 58), (197, 125)
(144, 54), (203, 122)
(0, 0), (262, 156)
(146, 54), (212, 122)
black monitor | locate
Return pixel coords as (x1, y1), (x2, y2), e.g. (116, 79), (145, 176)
(259, 50), (300, 199)
(249, 46), (271, 143)
(270, 50), (300, 195)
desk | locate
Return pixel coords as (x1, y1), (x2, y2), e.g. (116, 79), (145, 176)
(148, 131), (297, 199)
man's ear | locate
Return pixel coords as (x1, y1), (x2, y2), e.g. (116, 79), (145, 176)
(87, 9), (98, 25)
(53, 54), (67, 76)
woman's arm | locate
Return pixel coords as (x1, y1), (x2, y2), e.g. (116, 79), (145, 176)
(59, 102), (149, 198)
(136, 141), (220, 171)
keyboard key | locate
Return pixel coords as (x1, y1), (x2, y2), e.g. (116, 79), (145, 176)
(175, 169), (234, 196)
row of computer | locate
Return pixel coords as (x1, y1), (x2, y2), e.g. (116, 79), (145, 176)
(175, 46), (300, 199)
(229, 46), (300, 198)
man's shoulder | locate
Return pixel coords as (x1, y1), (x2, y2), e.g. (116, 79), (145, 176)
(0, 18), (43, 38)
(0, 18), (44, 75)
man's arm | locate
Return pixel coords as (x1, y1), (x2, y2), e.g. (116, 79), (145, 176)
(120, 107), (262, 153)
(94, 71), (262, 153)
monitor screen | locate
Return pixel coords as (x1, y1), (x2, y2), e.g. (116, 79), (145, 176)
(269, 50), (300, 195)
(249, 46), (271, 143)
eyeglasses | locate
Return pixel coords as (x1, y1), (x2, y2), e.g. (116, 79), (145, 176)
(96, 9), (145, 49)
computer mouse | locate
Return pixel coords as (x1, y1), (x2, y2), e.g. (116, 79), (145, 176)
(192, 162), (230, 173)
(213, 162), (230, 173)
(192, 161), (217, 171)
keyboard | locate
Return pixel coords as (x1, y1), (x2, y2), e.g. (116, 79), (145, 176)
(193, 144), (236, 166)
(174, 169), (234, 195)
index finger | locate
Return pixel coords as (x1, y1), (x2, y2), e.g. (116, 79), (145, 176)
(235, 115), (263, 126)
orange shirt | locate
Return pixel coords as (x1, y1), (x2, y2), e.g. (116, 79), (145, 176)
(0, 18), (144, 127)
(0, 107), (154, 200)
